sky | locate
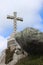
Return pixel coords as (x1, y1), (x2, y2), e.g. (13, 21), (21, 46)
(0, 0), (43, 53)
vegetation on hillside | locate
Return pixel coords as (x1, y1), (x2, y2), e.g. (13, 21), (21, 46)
(16, 56), (43, 65)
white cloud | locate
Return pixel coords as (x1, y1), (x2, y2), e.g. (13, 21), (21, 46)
(0, 0), (42, 36)
(0, 36), (7, 53)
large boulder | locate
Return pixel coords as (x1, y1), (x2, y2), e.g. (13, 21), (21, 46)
(15, 27), (43, 55)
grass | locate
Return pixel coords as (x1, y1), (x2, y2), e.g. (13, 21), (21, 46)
(16, 55), (43, 65)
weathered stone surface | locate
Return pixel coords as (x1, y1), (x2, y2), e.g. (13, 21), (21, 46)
(7, 38), (21, 52)
(0, 38), (27, 65)
(0, 50), (5, 64)
(0, 64), (6, 65)
(6, 53), (27, 65)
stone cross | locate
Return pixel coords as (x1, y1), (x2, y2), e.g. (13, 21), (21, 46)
(7, 12), (23, 37)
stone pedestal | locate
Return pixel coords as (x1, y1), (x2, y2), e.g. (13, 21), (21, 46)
(7, 38), (17, 51)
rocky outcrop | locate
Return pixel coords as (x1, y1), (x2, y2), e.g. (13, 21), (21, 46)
(15, 27), (43, 55)
(0, 39), (28, 65)
(1, 27), (43, 65)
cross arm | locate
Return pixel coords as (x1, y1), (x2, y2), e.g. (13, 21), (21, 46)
(7, 15), (14, 19)
(16, 17), (23, 21)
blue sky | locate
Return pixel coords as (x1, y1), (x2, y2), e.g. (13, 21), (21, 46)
(0, 0), (43, 52)
(40, 9), (43, 19)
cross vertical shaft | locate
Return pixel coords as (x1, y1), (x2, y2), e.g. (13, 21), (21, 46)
(13, 12), (17, 35)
